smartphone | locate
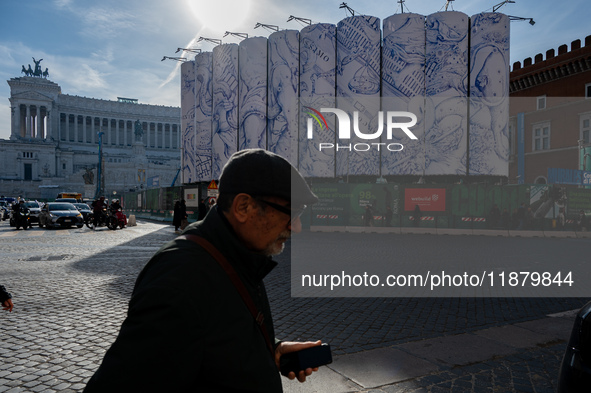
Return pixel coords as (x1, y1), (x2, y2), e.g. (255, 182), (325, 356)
(279, 344), (333, 376)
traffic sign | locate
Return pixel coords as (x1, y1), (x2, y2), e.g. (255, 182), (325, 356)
(207, 180), (218, 190)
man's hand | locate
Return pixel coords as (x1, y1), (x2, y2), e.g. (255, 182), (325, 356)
(2, 299), (14, 312)
(275, 340), (322, 382)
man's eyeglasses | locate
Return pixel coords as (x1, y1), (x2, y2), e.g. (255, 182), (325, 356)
(258, 200), (307, 221)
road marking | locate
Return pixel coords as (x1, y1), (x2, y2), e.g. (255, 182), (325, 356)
(23, 230), (45, 237)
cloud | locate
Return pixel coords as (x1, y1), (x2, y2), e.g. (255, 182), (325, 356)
(78, 8), (139, 40)
(53, 0), (73, 8)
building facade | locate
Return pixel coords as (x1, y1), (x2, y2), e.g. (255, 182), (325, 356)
(1, 75), (181, 200)
(508, 34), (591, 186)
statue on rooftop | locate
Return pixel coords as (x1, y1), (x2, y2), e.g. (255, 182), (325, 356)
(134, 119), (144, 141)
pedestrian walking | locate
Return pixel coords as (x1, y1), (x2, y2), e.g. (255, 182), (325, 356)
(557, 208), (566, 231)
(198, 198), (207, 220)
(516, 203), (526, 230)
(501, 208), (510, 230)
(179, 199), (188, 230)
(84, 149), (322, 392)
(488, 204), (501, 229)
(385, 206), (393, 227)
(172, 200), (186, 233)
(511, 208), (519, 230)
(364, 205), (374, 226)
(0, 285), (13, 312)
(576, 210), (587, 231)
(412, 204), (422, 227)
(525, 207), (535, 230)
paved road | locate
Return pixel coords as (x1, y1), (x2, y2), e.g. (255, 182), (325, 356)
(0, 221), (587, 392)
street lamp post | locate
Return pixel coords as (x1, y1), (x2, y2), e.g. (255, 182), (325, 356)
(95, 131), (104, 199)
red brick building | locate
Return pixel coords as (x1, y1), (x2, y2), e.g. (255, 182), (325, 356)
(508, 35), (591, 185)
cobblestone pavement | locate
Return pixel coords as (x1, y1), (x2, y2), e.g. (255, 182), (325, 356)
(0, 221), (587, 392)
(365, 343), (567, 393)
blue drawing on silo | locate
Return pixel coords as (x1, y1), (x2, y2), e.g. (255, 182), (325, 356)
(336, 15), (381, 176)
(195, 52), (213, 181)
(381, 13), (426, 176)
(239, 37), (267, 150)
(425, 12), (469, 176)
(299, 23), (337, 178)
(212, 45), (239, 179)
(337, 16), (381, 96)
(469, 12), (510, 176)
(268, 30), (300, 163)
(181, 61), (197, 183)
(425, 13), (468, 95)
(382, 14), (425, 98)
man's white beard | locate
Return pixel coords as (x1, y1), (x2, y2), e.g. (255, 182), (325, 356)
(263, 229), (291, 256)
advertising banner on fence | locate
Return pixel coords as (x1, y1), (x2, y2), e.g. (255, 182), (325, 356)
(184, 188), (199, 207)
(567, 188), (591, 214)
(404, 188), (446, 211)
(547, 167), (590, 186)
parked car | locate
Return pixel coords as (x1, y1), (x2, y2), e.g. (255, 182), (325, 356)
(558, 300), (591, 392)
(0, 197), (16, 221)
(38, 202), (84, 229)
(73, 203), (93, 222)
(0, 197), (17, 206)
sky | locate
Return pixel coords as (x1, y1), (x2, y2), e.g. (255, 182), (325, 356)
(1, 0), (590, 140)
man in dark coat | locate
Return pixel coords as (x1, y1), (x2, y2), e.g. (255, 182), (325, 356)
(84, 149), (320, 392)
(172, 200), (181, 232)
(91, 196), (107, 229)
(198, 198), (207, 220)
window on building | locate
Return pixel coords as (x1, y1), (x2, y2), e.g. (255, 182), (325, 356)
(586, 83), (591, 99)
(533, 123), (550, 151)
(24, 164), (32, 180)
(23, 152), (33, 158)
(582, 117), (591, 144)
(537, 96), (546, 110)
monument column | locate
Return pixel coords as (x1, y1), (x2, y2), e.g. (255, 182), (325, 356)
(91, 117), (96, 144)
(114, 118), (118, 145)
(123, 120), (128, 146)
(65, 113), (70, 141)
(45, 109), (51, 141)
(13, 104), (21, 138)
(74, 114), (79, 142)
(23, 105), (31, 137)
(107, 118), (111, 145)
(83, 116), (87, 143)
(158, 123), (162, 148)
(37, 107), (43, 139)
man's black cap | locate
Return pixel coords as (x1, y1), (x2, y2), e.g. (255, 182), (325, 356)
(219, 149), (318, 206)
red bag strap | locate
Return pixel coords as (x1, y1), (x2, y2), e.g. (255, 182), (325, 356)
(178, 234), (275, 359)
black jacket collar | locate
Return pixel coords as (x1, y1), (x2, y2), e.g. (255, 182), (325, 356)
(184, 206), (278, 283)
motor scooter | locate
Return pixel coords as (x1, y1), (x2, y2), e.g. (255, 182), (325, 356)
(15, 209), (31, 230)
(113, 208), (127, 229)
